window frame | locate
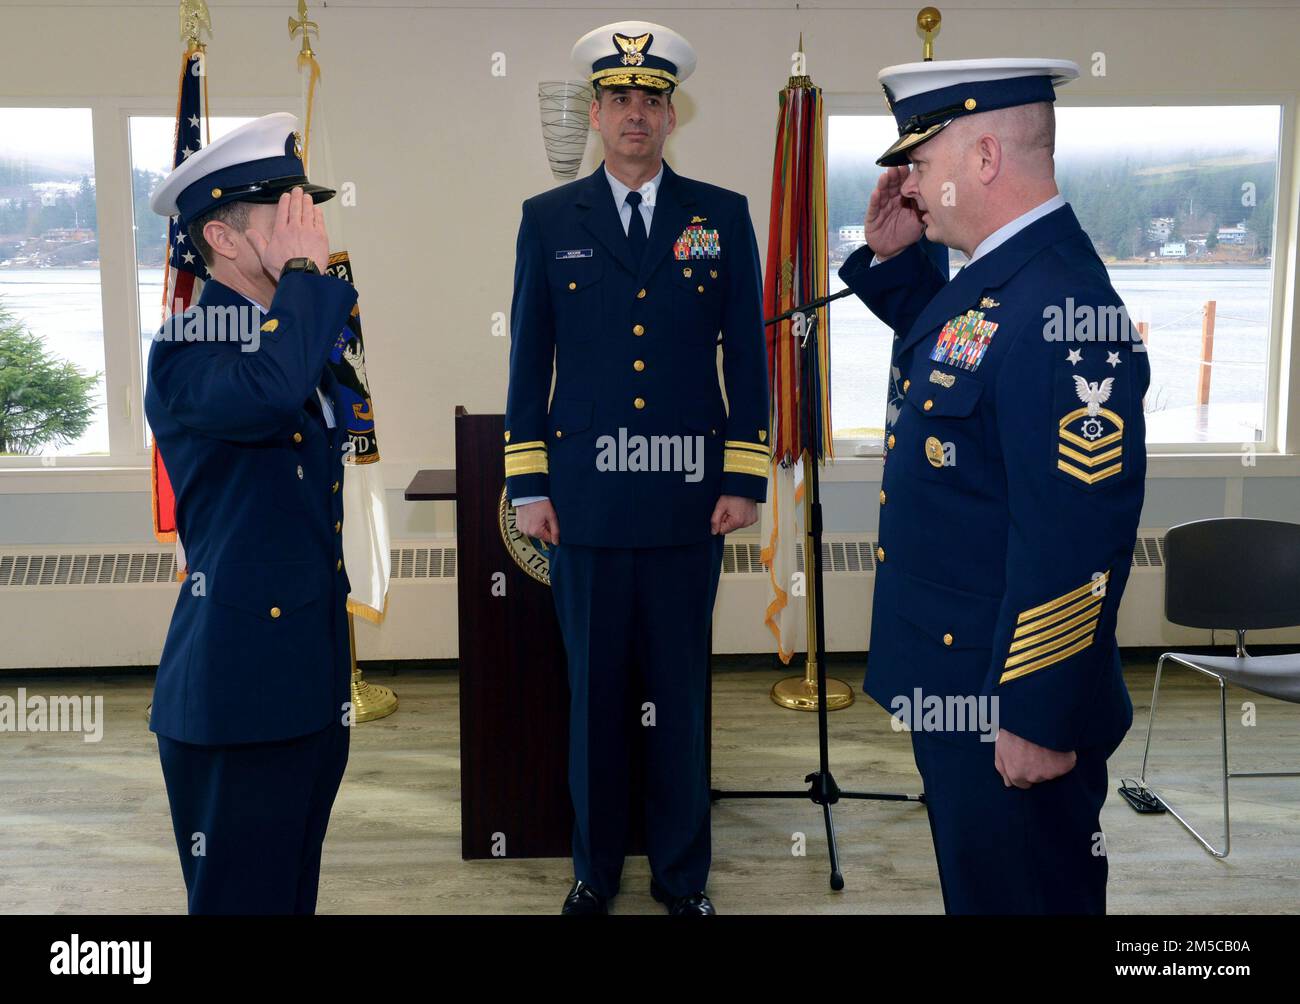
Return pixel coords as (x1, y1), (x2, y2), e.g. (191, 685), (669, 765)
(823, 89), (1299, 469)
(0, 94), (292, 482)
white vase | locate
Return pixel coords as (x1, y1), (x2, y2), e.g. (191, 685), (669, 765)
(538, 80), (592, 182)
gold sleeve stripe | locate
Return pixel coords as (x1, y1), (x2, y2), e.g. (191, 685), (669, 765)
(504, 454), (548, 477)
(1008, 599), (1101, 652)
(1058, 443), (1122, 468)
(724, 440), (772, 455)
(1012, 592), (1101, 639)
(1016, 572), (1109, 624)
(1058, 459), (1122, 485)
(504, 440), (547, 455)
(1000, 634), (1095, 683)
(1003, 619), (1096, 670)
(724, 452), (770, 477)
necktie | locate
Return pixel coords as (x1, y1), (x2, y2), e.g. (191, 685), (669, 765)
(625, 190), (648, 265)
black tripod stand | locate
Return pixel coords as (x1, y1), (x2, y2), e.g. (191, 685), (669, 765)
(710, 290), (924, 892)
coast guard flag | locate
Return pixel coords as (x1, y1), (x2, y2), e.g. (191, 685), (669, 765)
(298, 39), (392, 623)
(151, 45), (209, 571)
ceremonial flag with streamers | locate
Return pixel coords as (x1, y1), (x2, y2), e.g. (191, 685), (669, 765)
(151, 44), (210, 572)
(760, 63), (830, 663)
(298, 40), (392, 624)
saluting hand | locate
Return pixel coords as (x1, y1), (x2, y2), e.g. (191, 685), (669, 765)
(994, 728), (1077, 789)
(245, 186), (331, 281)
(864, 165), (924, 261)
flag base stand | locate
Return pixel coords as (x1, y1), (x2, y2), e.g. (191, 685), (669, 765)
(711, 303), (923, 892)
(348, 612), (398, 723)
(770, 673), (854, 711)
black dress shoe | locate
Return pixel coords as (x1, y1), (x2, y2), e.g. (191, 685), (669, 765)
(650, 879), (716, 915)
(561, 880), (608, 915)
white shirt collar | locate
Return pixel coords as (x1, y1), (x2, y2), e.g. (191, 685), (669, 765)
(605, 162), (664, 210)
(966, 193), (1067, 265)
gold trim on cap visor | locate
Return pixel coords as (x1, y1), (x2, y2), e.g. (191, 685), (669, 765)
(876, 119), (952, 166)
(591, 67), (677, 90)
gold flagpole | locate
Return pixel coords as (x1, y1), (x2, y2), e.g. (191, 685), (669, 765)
(289, 0), (397, 723)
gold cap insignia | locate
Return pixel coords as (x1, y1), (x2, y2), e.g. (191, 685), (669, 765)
(614, 31), (651, 67)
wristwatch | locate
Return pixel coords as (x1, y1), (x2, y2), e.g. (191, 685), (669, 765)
(280, 257), (321, 278)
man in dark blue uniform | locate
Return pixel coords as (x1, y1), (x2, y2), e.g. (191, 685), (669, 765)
(840, 58), (1149, 913)
(505, 21), (770, 915)
(145, 113), (358, 913)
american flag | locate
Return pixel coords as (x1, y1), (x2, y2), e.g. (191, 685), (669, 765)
(151, 46), (207, 549)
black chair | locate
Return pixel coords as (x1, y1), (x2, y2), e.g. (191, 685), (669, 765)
(1138, 517), (1300, 857)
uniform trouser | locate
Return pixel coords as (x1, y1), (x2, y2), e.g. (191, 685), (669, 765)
(910, 728), (1110, 914)
(549, 536), (725, 900)
(156, 719), (350, 914)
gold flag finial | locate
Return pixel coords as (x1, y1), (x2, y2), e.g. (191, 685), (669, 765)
(289, 0), (319, 58)
(917, 6), (941, 61)
(179, 0), (212, 49)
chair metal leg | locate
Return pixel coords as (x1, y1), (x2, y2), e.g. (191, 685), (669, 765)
(1138, 654), (1231, 858)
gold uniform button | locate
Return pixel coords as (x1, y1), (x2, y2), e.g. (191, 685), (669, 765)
(710, 269), (718, 279)
(332, 481), (340, 493)
(697, 284), (705, 293)
(269, 606), (281, 619)
(633, 360), (645, 372)
(334, 521), (341, 534)
(336, 559), (343, 572)
(879, 489), (887, 505)
(211, 187), (222, 198)
(504, 431), (511, 442)
(943, 633), (954, 646)
(633, 397), (645, 410)
(568, 281), (577, 290)
(637, 288), (647, 299)
(556, 430), (563, 438)
(876, 546), (886, 563)
(292, 432), (303, 444)
(886, 434), (896, 449)
(964, 98), (977, 111)
(633, 323), (645, 336)
(903, 379), (911, 392)
(923, 399), (934, 411)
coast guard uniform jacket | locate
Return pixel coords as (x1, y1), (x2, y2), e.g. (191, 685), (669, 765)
(503, 161), (770, 540)
(841, 203), (1148, 755)
(145, 273), (358, 746)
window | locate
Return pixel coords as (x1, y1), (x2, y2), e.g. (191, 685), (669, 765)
(826, 104), (1284, 451)
(0, 107), (105, 457)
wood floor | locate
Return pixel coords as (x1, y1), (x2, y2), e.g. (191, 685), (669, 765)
(1, 660), (1297, 914)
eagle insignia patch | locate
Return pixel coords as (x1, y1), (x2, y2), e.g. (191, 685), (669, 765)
(1058, 375), (1124, 486)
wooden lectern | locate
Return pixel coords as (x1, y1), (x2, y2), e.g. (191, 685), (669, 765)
(406, 407), (649, 859)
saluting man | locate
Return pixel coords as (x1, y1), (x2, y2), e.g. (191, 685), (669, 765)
(146, 113), (358, 914)
(840, 58), (1149, 913)
(504, 22), (770, 915)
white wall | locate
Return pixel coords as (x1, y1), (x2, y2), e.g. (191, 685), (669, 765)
(2, 0), (1299, 663)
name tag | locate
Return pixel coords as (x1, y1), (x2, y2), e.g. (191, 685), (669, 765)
(555, 248), (593, 260)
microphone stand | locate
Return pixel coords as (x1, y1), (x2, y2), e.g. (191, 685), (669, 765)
(710, 296), (924, 892)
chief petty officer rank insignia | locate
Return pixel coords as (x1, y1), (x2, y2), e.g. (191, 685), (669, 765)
(931, 308), (997, 371)
(1057, 362), (1125, 487)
